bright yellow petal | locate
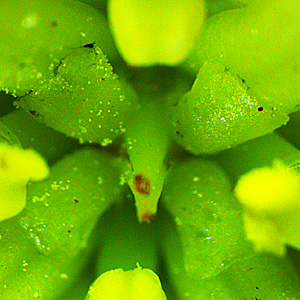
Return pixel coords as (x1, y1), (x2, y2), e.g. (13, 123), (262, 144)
(86, 267), (167, 300)
(0, 144), (49, 222)
(235, 161), (300, 256)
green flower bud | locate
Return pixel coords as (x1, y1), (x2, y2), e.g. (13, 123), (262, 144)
(86, 267), (167, 300)
(108, 0), (205, 66)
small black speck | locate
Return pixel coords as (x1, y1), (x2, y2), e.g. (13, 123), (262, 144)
(256, 286), (259, 290)
(83, 43), (95, 49)
(30, 110), (40, 117)
(73, 199), (79, 204)
(257, 107), (263, 112)
(68, 230), (71, 233)
(236, 73), (246, 83)
(176, 131), (184, 138)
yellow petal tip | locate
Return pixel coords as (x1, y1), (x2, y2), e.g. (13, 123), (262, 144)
(86, 267), (167, 300)
(0, 144), (49, 222)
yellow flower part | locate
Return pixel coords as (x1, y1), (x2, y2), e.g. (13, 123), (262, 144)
(86, 267), (167, 300)
(0, 144), (49, 222)
(235, 161), (300, 256)
(108, 0), (205, 66)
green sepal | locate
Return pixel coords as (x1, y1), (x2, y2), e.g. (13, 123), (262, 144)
(278, 110), (300, 151)
(18, 46), (138, 146)
(171, 60), (288, 154)
(204, 0), (248, 17)
(184, 0), (300, 109)
(0, 121), (21, 146)
(0, 92), (15, 118)
(0, 148), (123, 298)
(76, 0), (108, 14)
(215, 132), (300, 183)
(159, 156), (300, 299)
(214, 252), (300, 299)
(0, 109), (78, 164)
(96, 199), (159, 275)
(0, 0), (118, 96)
(161, 157), (253, 282)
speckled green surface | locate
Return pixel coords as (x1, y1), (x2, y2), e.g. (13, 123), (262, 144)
(0, 0), (300, 299)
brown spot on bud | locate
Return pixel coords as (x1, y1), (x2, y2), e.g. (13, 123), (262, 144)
(51, 21), (58, 27)
(140, 212), (155, 222)
(30, 110), (40, 117)
(133, 174), (150, 195)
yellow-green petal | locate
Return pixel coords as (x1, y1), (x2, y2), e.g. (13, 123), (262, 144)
(0, 144), (49, 222)
(86, 267), (167, 300)
(235, 161), (300, 255)
(108, 0), (205, 66)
